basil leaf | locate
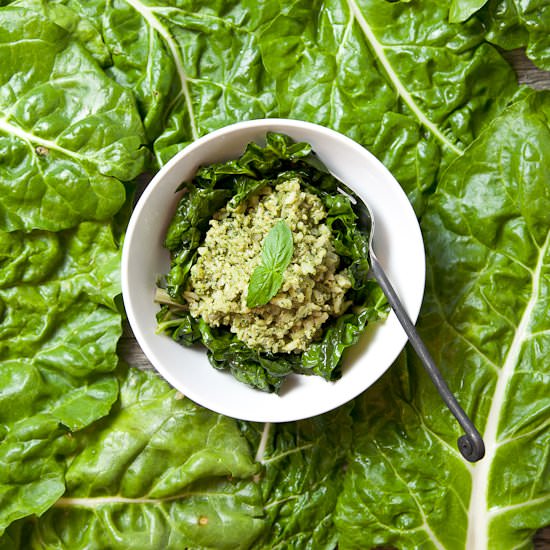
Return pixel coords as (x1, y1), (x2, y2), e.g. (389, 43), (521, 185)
(246, 266), (284, 309)
(261, 220), (294, 270)
(246, 221), (293, 308)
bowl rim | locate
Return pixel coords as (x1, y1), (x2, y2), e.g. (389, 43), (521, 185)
(122, 118), (426, 422)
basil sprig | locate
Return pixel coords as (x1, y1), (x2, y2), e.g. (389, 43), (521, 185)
(246, 220), (293, 308)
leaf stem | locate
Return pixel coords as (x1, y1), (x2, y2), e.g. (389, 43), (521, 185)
(255, 422), (272, 463)
(122, 0), (199, 140)
(346, 0), (463, 156)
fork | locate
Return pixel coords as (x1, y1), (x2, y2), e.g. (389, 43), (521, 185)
(336, 178), (485, 462)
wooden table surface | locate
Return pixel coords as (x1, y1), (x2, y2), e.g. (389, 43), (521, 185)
(119, 48), (550, 549)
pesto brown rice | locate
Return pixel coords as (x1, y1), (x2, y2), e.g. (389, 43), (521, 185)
(183, 178), (352, 353)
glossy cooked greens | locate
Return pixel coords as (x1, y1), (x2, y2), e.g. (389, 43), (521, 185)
(157, 132), (387, 393)
(1, 0), (549, 547)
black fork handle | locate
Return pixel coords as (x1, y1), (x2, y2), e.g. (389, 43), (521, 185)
(370, 253), (485, 462)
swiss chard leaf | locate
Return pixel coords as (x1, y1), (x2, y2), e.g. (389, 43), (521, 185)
(10, 369), (266, 550)
(153, 0), (518, 213)
(0, 222), (123, 533)
(335, 91), (550, 549)
(0, 1), (545, 546)
(25, 0), (519, 213)
(0, 7), (148, 232)
(448, 0), (550, 71)
(240, 404), (354, 549)
(449, 0), (490, 22)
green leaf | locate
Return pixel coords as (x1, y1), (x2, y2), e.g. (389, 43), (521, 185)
(164, 185), (232, 298)
(0, 230), (62, 288)
(9, 0), (112, 66)
(301, 305), (386, 381)
(251, 404), (354, 548)
(0, 222), (123, 533)
(449, 0), (490, 22)
(0, 1), (542, 546)
(261, 220), (294, 270)
(334, 91), (550, 549)
(0, 6), (148, 231)
(246, 265), (284, 309)
(479, 0), (550, 70)
(247, 220), (293, 308)
(12, 368), (267, 550)
(30, 0), (518, 212)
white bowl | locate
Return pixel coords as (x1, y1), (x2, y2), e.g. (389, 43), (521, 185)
(122, 119), (425, 422)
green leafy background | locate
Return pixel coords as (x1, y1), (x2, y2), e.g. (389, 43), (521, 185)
(0, 0), (549, 548)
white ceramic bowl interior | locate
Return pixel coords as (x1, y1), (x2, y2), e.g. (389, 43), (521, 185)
(122, 119), (425, 422)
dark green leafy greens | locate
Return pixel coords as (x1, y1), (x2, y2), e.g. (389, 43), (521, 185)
(157, 132), (387, 392)
(247, 220), (294, 308)
(5, 369), (266, 549)
(240, 405), (354, 549)
(449, 0), (550, 71)
(0, 4), (148, 535)
(449, 0), (490, 23)
(0, 222), (123, 533)
(481, 0), (550, 71)
(3, 369), (357, 549)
